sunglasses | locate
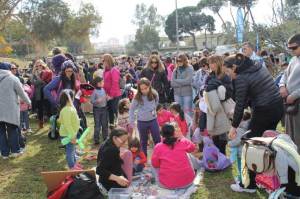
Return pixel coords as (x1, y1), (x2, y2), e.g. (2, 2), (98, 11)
(177, 59), (182, 63)
(65, 70), (74, 73)
(11, 68), (17, 70)
(288, 45), (299, 51)
(151, 61), (158, 64)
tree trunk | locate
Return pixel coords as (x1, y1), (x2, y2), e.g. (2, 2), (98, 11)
(190, 32), (197, 51)
(217, 11), (227, 31)
(204, 29), (207, 49)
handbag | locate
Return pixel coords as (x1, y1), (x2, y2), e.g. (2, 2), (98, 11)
(222, 98), (236, 120)
(285, 99), (300, 115)
(242, 137), (276, 174)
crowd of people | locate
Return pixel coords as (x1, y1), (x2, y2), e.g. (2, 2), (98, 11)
(0, 33), (300, 197)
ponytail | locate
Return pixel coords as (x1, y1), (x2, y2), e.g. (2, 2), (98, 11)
(170, 102), (185, 121)
(161, 124), (177, 149)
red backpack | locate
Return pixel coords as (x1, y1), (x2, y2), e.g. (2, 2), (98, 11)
(47, 176), (74, 199)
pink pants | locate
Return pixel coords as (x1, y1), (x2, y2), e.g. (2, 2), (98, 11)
(120, 148), (133, 183)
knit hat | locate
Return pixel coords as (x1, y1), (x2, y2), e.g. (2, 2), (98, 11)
(0, 62), (11, 70)
(61, 60), (76, 72)
(52, 54), (66, 74)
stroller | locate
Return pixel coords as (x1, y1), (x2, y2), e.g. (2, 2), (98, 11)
(241, 130), (300, 199)
(48, 83), (94, 140)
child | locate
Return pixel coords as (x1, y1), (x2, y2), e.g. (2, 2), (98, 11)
(91, 77), (108, 144)
(156, 104), (174, 128)
(20, 79), (32, 134)
(228, 111), (251, 183)
(169, 102), (188, 137)
(151, 123), (201, 189)
(117, 98), (133, 140)
(129, 78), (161, 156)
(129, 138), (147, 175)
(57, 89), (81, 170)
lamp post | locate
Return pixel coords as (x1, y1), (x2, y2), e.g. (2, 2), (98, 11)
(175, 0), (179, 55)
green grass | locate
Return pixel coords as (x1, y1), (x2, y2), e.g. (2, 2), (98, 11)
(0, 114), (269, 199)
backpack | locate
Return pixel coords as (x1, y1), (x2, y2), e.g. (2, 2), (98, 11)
(65, 172), (104, 199)
(47, 176), (74, 199)
(242, 137), (276, 174)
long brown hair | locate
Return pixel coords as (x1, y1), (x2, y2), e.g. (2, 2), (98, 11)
(103, 54), (115, 70)
(176, 54), (189, 67)
(208, 55), (225, 77)
(134, 78), (157, 104)
(146, 54), (165, 72)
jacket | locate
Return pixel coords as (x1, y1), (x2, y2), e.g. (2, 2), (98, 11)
(232, 58), (281, 128)
(58, 105), (80, 138)
(173, 115), (188, 137)
(0, 70), (31, 126)
(140, 67), (169, 102)
(157, 109), (174, 127)
(151, 138), (196, 189)
(204, 88), (231, 136)
(171, 65), (194, 96)
(192, 69), (208, 92)
(103, 67), (121, 98)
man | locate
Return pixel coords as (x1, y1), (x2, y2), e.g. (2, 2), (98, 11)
(279, 33), (300, 152)
(242, 42), (266, 68)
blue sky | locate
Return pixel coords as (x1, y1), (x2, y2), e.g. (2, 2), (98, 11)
(65, 0), (274, 44)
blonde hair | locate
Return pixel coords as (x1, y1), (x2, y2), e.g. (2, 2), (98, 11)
(146, 55), (165, 72)
(208, 55), (225, 77)
(103, 54), (115, 69)
(33, 59), (48, 74)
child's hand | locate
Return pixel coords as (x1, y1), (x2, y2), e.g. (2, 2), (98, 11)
(106, 95), (112, 101)
(71, 139), (77, 144)
(116, 176), (129, 187)
(134, 159), (140, 164)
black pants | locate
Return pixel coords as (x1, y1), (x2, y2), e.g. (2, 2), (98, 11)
(107, 97), (120, 125)
(245, 100), (283, 189)
(212, 133), (227, 155)
(37, 99), (51, 121)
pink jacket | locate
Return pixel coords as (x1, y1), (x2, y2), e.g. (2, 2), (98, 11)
(20, 84), (32, 111)
(167, 64), (175, 81)
(157, 109), (174, 127)
(151, 138), (196, 189)
(103, 67), (121, 98)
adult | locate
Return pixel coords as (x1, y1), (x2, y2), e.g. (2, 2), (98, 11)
(205, 55), (232, 154)
(171, 54), (194, 116)
(103, 54), (122, 126)
(140, 54), (169, 104)
(242, 42), (266, 68)
(0, 62), (31, 159)
(279, 33), (300, 152)
(96, 128), (132, 191)
(226, 54), (283, 193)
(32, 59), (52, 128)
(44, 60), (79, 113)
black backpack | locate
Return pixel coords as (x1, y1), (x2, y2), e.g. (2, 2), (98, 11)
(65, 172), (104, 199)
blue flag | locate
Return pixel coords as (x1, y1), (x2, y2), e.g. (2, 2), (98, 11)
(236, 7), (244, 44)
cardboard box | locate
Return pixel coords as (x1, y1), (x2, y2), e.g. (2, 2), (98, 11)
(41, 169), (96, 192)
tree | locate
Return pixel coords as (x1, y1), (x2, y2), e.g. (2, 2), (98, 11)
(0, 36), (13, 55)
(165, 6), (215, 50)
(62, 2), (102, 54)
(133, 25), (160, 52)
(0, 0), (23, 31)
(197, 0), (227, 30)
(132, 3), (163, 30)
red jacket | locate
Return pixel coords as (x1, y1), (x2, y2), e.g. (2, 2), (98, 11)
(103, 67), (121, 98)
(132, 151), (147, 166)
(174, 115), (188, 136)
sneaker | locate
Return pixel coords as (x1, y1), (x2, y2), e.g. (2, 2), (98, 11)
(2, 156), (9, 160)
(27, 129), (33, 134)
(10, 153), (22, 158)
(230, 183), (256, 193)
(20, 148), (25, 154)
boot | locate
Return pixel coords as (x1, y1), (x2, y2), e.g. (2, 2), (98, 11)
(38, 120), (44, 129)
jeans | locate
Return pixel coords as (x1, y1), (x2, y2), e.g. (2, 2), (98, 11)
(93, 107), (108, 142)
(0, 122), (20, 156)
(137, 119), (161, 156)
(20, 110), (30, 130)
(174, 95), (193, 117)
(65, 142), (76, 168)
(107, 97), (120, 124)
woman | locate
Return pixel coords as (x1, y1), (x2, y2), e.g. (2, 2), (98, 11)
(0, 62), (31, 159)
(103, 54), (122, 126)
(225, 54), (283, 193)
(140, 55), (169, 104)
(32, 59), (52, 128)
(171, 54), (194, 116)
(204, 55), (232, 154)
(96, 128), (132, 191)
(44, 60), (80, 113)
